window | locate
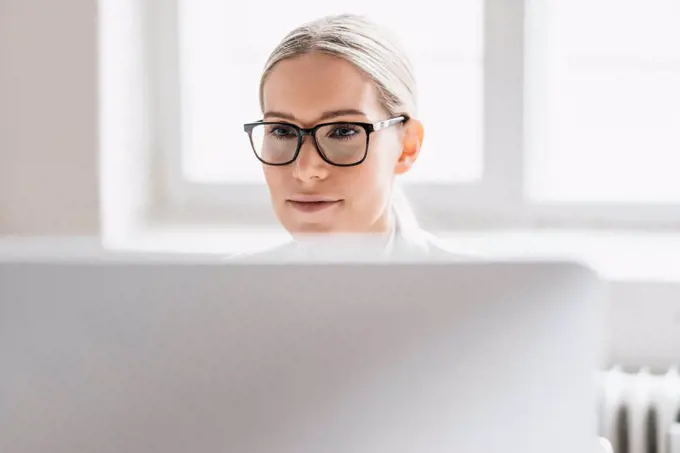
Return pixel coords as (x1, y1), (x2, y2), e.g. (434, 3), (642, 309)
(139, 0), (680, 230)
(526, 0), (680, 204)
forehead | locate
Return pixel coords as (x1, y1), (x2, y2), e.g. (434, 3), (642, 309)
(262, 52), (385, 124)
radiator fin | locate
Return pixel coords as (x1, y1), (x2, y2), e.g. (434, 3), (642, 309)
(648, 406), (659, 453)
(600, 368), (680, 453)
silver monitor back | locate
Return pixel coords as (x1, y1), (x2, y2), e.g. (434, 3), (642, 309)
(0, 260), (605, 453)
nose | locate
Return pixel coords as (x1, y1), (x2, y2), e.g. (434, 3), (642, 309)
(292, 136), (330, 182)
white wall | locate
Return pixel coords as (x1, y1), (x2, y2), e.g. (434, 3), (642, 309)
(0, 0), (99, 235)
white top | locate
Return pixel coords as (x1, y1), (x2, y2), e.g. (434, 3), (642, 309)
(233, 213), (468, 262)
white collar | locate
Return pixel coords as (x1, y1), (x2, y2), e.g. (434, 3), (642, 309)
(289, 211), (430, 260)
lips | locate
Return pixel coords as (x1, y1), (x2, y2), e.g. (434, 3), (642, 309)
(288, 194), (340, 203)
(286, 196), (342, 213)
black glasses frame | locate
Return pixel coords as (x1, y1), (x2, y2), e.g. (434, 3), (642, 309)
(243, 115), (409, 167)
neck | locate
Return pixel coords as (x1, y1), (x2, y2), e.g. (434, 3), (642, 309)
(292, 207), (396, 242)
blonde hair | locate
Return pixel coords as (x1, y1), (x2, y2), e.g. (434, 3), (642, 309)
(259, 13), (421, 230)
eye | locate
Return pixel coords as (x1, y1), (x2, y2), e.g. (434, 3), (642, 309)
(266, 125), (297, 139)
(328, 124), (360, 139)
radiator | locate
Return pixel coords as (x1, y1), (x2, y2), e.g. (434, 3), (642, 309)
(599, 367), (680, 453)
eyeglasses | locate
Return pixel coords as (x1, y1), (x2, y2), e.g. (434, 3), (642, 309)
(243, 115), (409, 167)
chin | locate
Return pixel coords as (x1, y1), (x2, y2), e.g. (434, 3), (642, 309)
(276, 204), (342, 235)
(286, 221), (337, 235)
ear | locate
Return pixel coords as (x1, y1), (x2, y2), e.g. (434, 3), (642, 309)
(395, 119), (424, 175)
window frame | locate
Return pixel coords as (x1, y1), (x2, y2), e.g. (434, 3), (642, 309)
(146, 0), (680, 231)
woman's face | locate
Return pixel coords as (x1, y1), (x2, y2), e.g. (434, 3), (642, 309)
(260, 52), (421, 236)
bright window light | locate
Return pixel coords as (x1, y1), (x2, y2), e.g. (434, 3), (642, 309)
(526, 0), (680, 203)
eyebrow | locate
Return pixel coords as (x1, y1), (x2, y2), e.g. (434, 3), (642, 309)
(263, 109), (368, 124)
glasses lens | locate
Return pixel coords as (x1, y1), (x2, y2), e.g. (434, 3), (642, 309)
(316, 123), (367, 165)
(250, 123), (299, 164)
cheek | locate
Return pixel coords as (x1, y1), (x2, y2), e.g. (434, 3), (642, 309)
(365, 135), (400, 183)
(262, 167), (288, 199)
(345, 145), (395, 204)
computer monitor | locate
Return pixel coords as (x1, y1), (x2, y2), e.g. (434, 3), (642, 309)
(0, 259), (605, 453)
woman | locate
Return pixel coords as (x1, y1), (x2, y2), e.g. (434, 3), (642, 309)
(239, 13), (461, 261)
